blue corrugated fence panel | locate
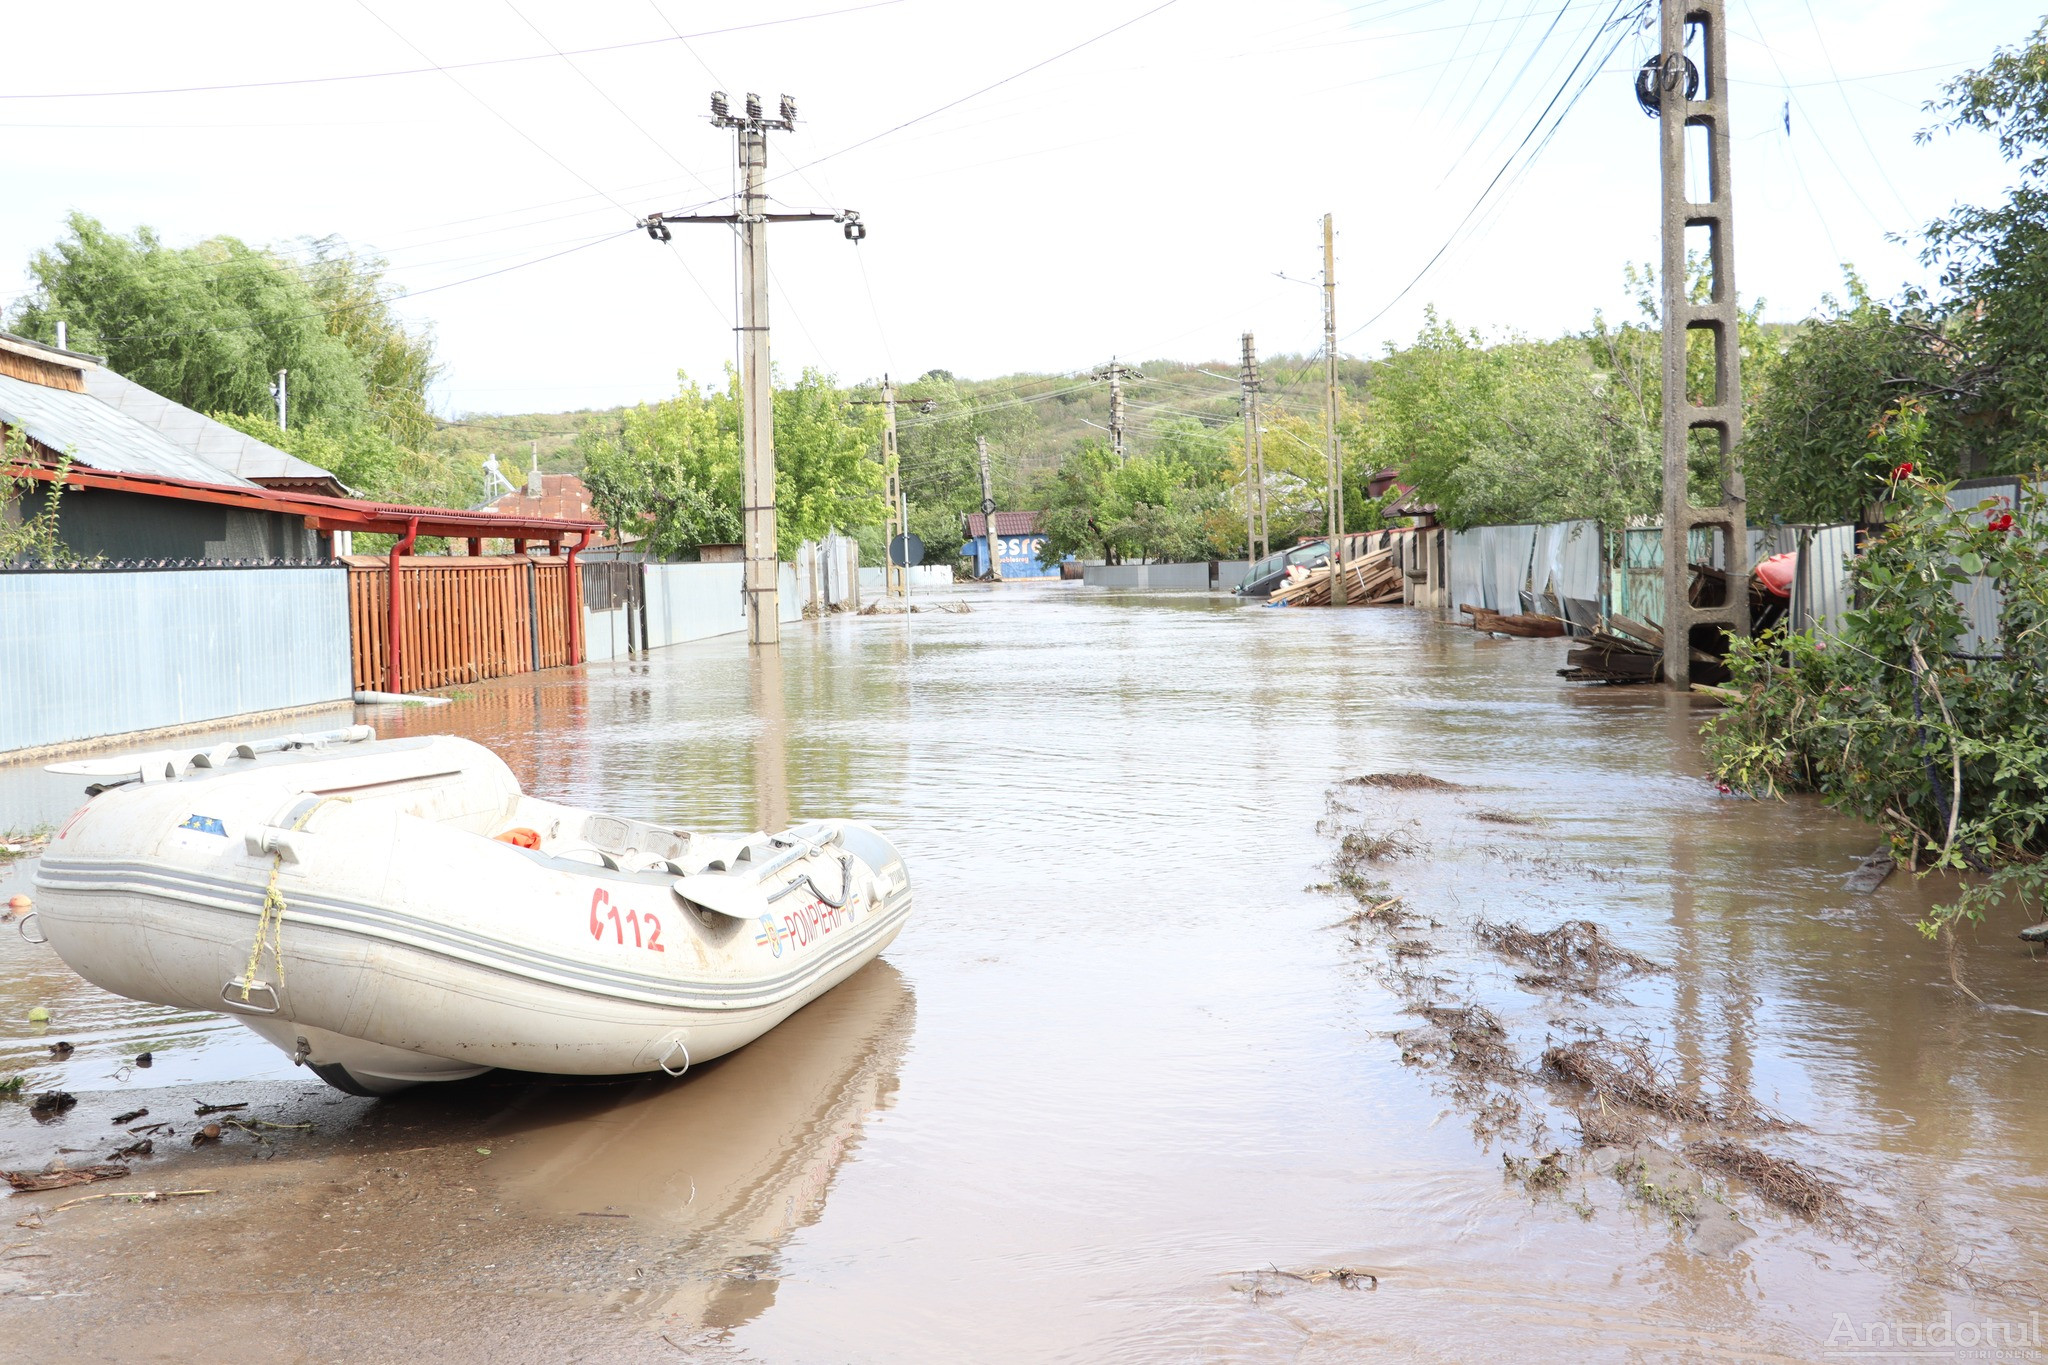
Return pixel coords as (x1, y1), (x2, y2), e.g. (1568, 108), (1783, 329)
(1, 568), (351, 754)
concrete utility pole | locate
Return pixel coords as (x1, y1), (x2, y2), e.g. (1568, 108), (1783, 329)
(53, 321), (65, 351)
(1322, 214), (1347, 607)
(976, 433), (1003, 581)
(1651, 1), (1748, 685)
(641, 91), (866, 646)
(274, 369), (288, 432)
(1093, 360), (1138, 462)
(881, 376), (904, 600)
(1240, 332), (1269, 563)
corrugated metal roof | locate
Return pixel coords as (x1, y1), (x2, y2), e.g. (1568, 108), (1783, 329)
(80, 368), (338, 488)
(966, 511), (1044, 537)
(0, 371), (261, 487)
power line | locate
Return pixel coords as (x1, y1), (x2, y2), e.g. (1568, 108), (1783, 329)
(768, 0), (1183, 185)
(1, 1), (908, 101)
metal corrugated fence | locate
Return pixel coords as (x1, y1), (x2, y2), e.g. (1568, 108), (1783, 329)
(1, 566), (351, 754)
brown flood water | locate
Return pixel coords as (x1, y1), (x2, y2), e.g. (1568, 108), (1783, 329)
(2, 585), (2046, 1362)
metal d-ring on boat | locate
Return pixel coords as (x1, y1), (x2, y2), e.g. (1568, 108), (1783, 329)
(29, 729), (913, 1096)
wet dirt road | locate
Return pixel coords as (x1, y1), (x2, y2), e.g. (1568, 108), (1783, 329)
(2, 585), (2046, 1362)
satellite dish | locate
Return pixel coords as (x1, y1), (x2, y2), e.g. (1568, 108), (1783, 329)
(888, 533), (925, 567)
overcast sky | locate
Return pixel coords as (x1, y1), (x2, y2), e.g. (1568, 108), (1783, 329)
(0, 0), (2036, 417)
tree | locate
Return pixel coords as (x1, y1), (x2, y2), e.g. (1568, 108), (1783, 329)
(1740, 274), (1966, 524)
(1917, 17), (2048, 469)
(6, 215), (436, 441)
(580, 368), (883, 561)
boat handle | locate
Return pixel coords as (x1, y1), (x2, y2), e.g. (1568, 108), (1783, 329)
(220, 979), (281, 1015)
(766, 851), (855, 909)
(15, 912), (45, 945)
(658, 1040), (691, 1078)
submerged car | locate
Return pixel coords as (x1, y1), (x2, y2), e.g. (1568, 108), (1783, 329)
(1235, 541), (1329, 598)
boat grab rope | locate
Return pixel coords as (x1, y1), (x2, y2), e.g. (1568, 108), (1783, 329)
(239, 796), (351, 1002)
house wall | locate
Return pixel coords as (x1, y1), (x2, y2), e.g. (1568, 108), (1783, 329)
(968, 532), (1061, 578)
(24, 485), (324, 562)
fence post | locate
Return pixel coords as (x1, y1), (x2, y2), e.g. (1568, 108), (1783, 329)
(526, 558), (541, 673)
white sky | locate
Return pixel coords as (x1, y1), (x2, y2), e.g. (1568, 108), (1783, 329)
(0, 0), (2035, 417)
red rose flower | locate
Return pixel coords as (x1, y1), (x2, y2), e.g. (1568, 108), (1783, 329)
(1891, 461), (1915, 479)
(1989, 512), (2015, 533)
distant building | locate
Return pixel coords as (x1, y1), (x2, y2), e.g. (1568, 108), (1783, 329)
(477, 468), (638, 553)
(964, 511), (1061, 579)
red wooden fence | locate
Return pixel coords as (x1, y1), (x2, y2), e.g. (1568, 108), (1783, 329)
(345, 556), (574, 694)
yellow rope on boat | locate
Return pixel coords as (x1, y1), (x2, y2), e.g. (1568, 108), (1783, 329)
(240, 796), (350, 1001)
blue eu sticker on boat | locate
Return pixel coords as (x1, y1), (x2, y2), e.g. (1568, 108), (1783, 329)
(179, 814), (227, 837)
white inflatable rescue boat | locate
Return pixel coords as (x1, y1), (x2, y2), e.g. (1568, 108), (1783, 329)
(27, 728), (912, 1094)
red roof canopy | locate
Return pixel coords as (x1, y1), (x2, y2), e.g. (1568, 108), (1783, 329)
(966, 511), (1044, 538)
(6, 459), (601, 542)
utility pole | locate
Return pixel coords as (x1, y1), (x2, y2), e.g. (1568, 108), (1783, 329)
(1322, 214), (1347, 607)
(1240, 332), (1269, 564)
(274, 369), (288, 432)
(53, 321), (65, 351)
(1648, 1), (1748, 685)
(640, 91), (866, 645)
(848, 377), (912, 602)
(977, 433), (1003, 581)
(1092, 359), (1138, 462)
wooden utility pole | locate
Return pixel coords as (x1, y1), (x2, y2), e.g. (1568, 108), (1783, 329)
(976, 433), (1003, 580)
(1240, 332), (1268, 563)
(881, 375), (904, 600)
(1651, 1), (1748, 684)
(640, 91), (866, 645)
(1323, 214), (1347, 607)
(1093, 360), (1138, 462)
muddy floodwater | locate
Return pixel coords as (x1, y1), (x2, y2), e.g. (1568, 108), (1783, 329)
(3, 585), (2047, 1362)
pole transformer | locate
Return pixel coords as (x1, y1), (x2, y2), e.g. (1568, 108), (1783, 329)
(1240, 332), (1269, 565)
(640, 91), (866, 646)
(1323, 214), (1347, 607)
(1649, 3), (1748, 685)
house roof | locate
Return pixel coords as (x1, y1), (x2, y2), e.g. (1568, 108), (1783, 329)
(79, 367), (344, 493)
(965, 510), (1044, 538)
(0, 370), (264, 488)
(481, 471), (596, 523)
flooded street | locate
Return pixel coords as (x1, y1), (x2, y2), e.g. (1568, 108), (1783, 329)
(3, 584), (2046, 1361)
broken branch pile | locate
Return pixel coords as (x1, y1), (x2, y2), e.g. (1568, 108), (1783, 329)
(1460, 604), (1568, 637)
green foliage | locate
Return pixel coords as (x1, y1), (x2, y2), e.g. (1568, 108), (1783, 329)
(7, 215), (434, 445)
(0, 425), (87, 566)
(1031, 441), (1233, 565)
(580, 368), (883, 561)
(1705, 408), (2048, 932)
(1741, 275), (1965, 524)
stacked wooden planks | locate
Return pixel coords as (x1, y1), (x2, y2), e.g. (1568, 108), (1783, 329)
(1273, 549), (1406, 607)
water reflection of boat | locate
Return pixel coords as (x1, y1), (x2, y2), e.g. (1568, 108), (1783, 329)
(499, 959), (916, 1335)
(31, 731), (913, 1095)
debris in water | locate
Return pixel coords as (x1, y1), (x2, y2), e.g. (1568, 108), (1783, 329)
(25, 1008), (48, 1024)
(1229, 1265), (1379, 1290)
(3, 1164), (129, 1192)
(110, 1108), (147, 1125)
(45, 1188), (214, 1215)
(1478, 919), (1662, 994)
(107, 1139), (153, 1161)
(1686, 1140), (1850, 1225)
(192, 1101), (247, 1116)
(28, 1091), (76, 1119)
(1542, 1040), (1714, 1127)
(1844, 846), (1895, 894)
(1470, 808), (1538, 826)
(0, 1076), (23, 1097)
(5, 895), (29, 912)
(47, 1041), (73, 1060)
(1343, 772), (1465, 791)
(133, 1052), (153, 1068)
(191, 1124), (222, 1146)
(1504, 1150), (1570, 1194)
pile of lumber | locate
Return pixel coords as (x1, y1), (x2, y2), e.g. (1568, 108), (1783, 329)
(1273, 549), (1404, 607)
(1459, 604), (1568, 638)
(1557, 610), (1729, 683)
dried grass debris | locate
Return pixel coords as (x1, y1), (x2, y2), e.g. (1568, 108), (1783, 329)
(1344, 772), (1466, 791)
(1479, 919), (1663, 994)
(1686, 1141), (1850, 1225)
